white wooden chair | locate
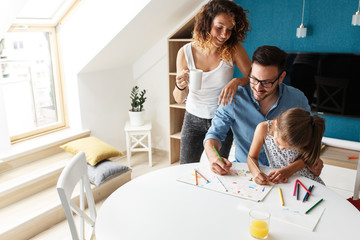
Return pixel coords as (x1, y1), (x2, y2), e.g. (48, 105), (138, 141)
(57, 151), (97, 240)
(348, 153), (360, 211)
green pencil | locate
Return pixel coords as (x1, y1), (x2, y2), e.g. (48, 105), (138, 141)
(213, 146), (224, 163)
(305, 198), (323, 214)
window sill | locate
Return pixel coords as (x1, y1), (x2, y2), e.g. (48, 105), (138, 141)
(322, 137), (360, 151)
(0, 128), (90, 162)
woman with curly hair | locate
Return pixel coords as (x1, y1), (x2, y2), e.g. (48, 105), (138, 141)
(174, 0), (251, 164)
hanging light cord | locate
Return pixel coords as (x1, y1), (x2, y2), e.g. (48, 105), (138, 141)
(301, 0), (306, 25)
(358, 0), (360, 12)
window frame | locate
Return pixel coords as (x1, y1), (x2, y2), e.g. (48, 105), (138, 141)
(5, 25), (67, 143)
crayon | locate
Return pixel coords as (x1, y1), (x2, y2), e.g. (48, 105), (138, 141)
(279, 187), (284, 206)
(305, 198), (323, 214)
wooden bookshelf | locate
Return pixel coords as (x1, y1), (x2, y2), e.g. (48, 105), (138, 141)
(167, 17), (195, 164)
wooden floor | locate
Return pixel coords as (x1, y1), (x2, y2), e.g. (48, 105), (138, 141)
(30, 148), (357, 239)
(30, 149), (178, 240)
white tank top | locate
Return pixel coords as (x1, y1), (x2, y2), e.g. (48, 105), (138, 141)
(183, 43), (234, 119)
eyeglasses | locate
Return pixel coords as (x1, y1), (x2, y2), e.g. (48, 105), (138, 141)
(248, 73), (282, 88)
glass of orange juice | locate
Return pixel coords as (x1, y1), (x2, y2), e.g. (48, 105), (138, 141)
(249, 208), (270, 239)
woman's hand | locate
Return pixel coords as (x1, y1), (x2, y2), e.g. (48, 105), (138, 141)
(268, 168), (290, 184)
(218, 78), (240, 106)
(176, 69), (189, 90)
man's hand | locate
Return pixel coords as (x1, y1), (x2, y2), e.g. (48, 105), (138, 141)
(209, 157), (232, 175)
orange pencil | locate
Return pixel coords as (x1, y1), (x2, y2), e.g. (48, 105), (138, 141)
(195, 170), (198, 185)
(195, 169), (210, 183)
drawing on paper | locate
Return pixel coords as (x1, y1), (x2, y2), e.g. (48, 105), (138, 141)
(177, 165), (274, 202)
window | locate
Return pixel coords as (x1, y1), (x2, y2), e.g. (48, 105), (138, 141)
(0, 26), (66, 143)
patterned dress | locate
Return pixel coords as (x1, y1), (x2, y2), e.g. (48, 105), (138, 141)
(263, 121), (325, 185)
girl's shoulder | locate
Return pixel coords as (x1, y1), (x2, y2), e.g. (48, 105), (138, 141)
(256, 121), (269, 134)
(257, 120), (275, 135)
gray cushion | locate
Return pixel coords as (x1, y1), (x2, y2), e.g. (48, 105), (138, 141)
(87, 160), (130, 186)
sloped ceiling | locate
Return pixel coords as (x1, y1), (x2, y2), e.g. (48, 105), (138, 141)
(80, 0), (205, 74)
(0, 0), (27, 40)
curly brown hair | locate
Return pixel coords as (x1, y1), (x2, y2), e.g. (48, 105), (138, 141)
(193, 0), (250, 62)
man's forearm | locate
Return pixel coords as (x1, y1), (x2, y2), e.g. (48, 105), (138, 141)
(204, 139), (221, 163)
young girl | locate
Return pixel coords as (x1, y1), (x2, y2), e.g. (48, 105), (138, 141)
(247, 107), (325, 185)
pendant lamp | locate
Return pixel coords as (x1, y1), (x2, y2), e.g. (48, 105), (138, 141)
(296, 0), (307, 38)
(352, 0), (360, 26)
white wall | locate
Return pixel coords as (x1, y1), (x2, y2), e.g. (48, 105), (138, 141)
(0, 0), (28, 152)
(133, 37), (169, 151)
(58, 0), (206, 152)
(78, 68), (133, 151)
(57, 0), (150, 133)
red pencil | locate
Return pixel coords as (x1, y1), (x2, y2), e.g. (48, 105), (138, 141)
(297, 179), (311, 195)
(293, 180), (298, 196)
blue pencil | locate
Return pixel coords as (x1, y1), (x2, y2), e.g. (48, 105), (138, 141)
(296, 182), (300, 200)
(302, 185), (313, 202)
(305, 185), (314, 201)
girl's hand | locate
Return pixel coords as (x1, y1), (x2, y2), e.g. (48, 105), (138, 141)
(176, 69), (189, 90)
(268, 169), (290, 184)
(254, 172), (270, 185)
(218, 78), (239, 106)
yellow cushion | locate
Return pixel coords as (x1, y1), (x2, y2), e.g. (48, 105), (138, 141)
(60, 136), (123, 166)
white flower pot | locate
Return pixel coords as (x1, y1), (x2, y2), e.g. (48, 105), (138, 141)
(128, 110), (146, 126)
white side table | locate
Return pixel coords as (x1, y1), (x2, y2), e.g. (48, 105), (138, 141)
(124, 121), (152, 167)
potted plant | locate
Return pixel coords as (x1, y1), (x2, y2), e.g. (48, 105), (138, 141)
(128, 86), (147, 126)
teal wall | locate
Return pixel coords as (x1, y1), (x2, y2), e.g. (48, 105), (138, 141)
(234, 0), (360, 142)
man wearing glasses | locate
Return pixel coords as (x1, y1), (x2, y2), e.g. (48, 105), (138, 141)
(204, 45), (323, 180)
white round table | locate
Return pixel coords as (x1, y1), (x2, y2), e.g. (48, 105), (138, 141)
(95, 163), (360, 240)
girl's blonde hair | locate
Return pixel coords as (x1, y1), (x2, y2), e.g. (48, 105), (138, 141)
(192, 0), (250, 62)
(276, 108), (325, 167)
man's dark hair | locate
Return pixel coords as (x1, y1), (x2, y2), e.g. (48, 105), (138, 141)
(252, 45), (287, 73)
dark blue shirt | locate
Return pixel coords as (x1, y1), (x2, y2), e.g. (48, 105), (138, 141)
(204, 84), (310, 166)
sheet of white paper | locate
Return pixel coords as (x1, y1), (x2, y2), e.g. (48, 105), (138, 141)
(262, 183), (326, 231)
(177, 163), (274, 202)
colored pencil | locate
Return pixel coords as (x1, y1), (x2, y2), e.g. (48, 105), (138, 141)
(305, 185), (314, 201)
(213, 146), (224, 163)
(305, 198), (323, 214)
(296, 182), (300, 200)
(195, 169), (210, 183)
(248, 155), (262, 174)
(216, 176), (228, 192)
(297, 179), (311, 194)
(302, 185), (313, 202)
(349, 156), (358, 159)
(293, 180), (298, 196)
(195, 170), (198, 185)
(279, 187), (284, 206)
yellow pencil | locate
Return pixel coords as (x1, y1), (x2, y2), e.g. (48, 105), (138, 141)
(279, 187), (284, 206)
(248, 155), (261, 173)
